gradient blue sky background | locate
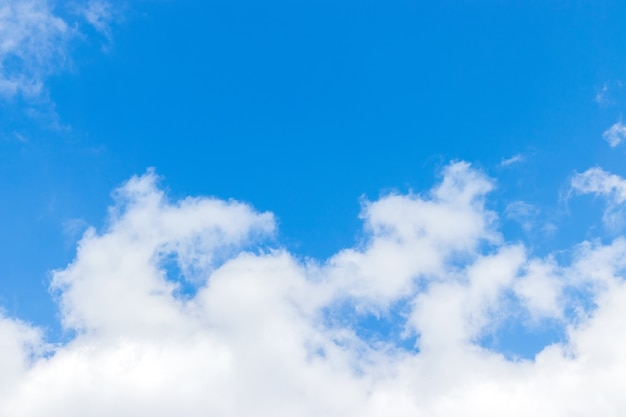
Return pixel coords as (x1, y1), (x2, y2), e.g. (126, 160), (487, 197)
(3, 0), (626, 357)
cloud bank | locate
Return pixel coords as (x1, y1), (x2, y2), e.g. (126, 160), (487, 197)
(2, 163), (626, 415)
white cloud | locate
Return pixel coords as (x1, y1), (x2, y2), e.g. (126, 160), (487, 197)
(571, 167), (626, 229)
(571, 167), (626, 203)
(0, 315), (45, 392)
(82, 0), (112, 34)
(505, 201), (539, 232)
(603, 121), (626, 147)
(595, 83), (609, 104)
(0, 0), (115, 100)
(0, 0), (71, 98)
(514, 257), (563, 320)
(500, 154), (524, 167)
(3, 163), (626, 415)
(78, 0), (120, 47)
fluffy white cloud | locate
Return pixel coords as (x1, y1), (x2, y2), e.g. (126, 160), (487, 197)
(603, 121), (626, 147)
(0, 315), (44, 393)
(2, 162), (626, 415)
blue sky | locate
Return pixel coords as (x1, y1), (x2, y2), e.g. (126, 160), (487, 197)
(3, 1), (626, 415)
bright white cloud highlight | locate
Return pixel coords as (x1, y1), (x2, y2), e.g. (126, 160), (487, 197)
(603, 121), (626, 147)
(2, 163), (626, 415)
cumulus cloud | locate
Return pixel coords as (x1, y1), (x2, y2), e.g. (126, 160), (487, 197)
(2, 162), (626, 415)
(603, 121), (626, 148)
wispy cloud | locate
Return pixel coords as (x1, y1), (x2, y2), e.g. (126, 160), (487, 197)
(505, 201), (539, 231)
(603, 121), (626, 147)
(572, 167), (626, 203)
(2, 163), (626, 415)
(500, 153), (524, 167)
(595, 83), (609, 104)
(0, 0), (116, 100)
(77, 0), (122, 49)
(82, 0), (113, 34)
(0, 0), (71, 99)
(571, 166), (626, 229)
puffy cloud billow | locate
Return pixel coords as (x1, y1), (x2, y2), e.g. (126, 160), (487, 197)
(3, 162), (626, 415)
